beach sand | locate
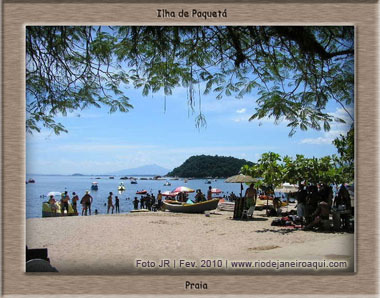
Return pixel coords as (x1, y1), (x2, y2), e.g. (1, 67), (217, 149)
(26, 206), (354, 274)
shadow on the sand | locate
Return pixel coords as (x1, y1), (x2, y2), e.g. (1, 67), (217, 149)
(229, 217), (269, 222)
(256, 228), (299, 234)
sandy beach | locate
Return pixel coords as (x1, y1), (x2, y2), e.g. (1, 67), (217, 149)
(26, 206), (354, 274)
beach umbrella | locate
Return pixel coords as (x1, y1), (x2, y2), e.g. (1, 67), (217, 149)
(47, 191), (62, 198)
(225, 174), (258, 197)
(161, 191), (178, 197)
(173, 186), (195, 193)
(275, 183), (298, 193)
(211, 188), (223, 194)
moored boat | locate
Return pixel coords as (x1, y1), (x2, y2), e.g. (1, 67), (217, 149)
(91, 182), (98, 190)
(136, 190), (148, 195)
(163, 181), (171, 186)
(118, 183), (126, 191)
(28, 179), (35, 183)
(131, 179), (138, 184)
(163, 198), (220, 213)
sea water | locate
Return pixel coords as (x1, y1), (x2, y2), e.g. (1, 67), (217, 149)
(26, 175), (243, 218)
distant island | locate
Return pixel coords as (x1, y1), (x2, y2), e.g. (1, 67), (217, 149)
(107, 164), (170, 176)
(167, 155), (253, 178)
(72, 173), (84, 176)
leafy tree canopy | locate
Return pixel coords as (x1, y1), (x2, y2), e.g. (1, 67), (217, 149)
(26, 26), (354, 135)
(241, 150), (352, 188)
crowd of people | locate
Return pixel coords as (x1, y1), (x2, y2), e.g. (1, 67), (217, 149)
(132, 192), (160, 211)
(299, 183), (352, 230)
(232, 182), (353, 231)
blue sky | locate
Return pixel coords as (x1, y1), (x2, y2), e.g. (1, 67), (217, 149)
(26, 85), (353, 175)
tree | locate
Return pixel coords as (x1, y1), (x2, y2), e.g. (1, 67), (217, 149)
(242, 151), (350, 188)
(333, 125), (354, 182)
(241, 152), (283, 192)
(26, 26), (354, 135)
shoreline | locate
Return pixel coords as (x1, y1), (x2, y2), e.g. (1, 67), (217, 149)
(26, 209), (354, 274)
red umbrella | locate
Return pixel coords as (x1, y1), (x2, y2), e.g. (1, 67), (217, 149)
(211, 188), (223, 194)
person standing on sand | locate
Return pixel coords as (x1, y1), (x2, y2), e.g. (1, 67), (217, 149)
(115, 196), (120, 213)
(72, 192), (79, 215)
(80, 191), (92, 216)
(157, 190), (163, 209)
(245, 183), (257, 213)
(207, 186), (212, 200)
(60, 191), (70, 216)
(133, 197), (139, 210)
(107, 192), (115, 214)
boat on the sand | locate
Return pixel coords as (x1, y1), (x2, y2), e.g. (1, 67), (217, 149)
(163, 198), (220, 213)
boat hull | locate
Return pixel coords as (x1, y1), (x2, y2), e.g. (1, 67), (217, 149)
(42, 202), (76, 217)
(163, 199), (220, 213)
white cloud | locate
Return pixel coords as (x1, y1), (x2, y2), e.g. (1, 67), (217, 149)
(299, 107), (354, 145)
(236, 108), (246, 114)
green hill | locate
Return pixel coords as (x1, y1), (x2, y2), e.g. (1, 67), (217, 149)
(167, 155), (253, 178)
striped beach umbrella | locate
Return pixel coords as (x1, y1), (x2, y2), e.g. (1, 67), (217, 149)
(173, 186), (195, 193)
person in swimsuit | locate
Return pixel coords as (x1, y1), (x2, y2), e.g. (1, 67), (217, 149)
(72, 192), (79, 215)
(80, 191), (92, 216)
(107, 192), (114, 214)
(207, 186), (212, 200)
(60, 191), (70, 216)
(115, 196), (120, 213)
(245, 183), (257, 214)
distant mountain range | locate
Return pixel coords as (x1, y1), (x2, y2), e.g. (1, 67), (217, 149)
(107, 164), (171, 176)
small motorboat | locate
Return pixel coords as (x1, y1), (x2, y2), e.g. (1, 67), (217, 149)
(163, 181), (171, 186)
(205, 180), (211, 184)
(91, 182), (98, 190)
(28, 179), (35, 183)
(163, 198), (220, 213)
(120, 176), (128, 180)
(109, 176), (115, 179)
(118, 183), (126, 191)
(131, 179), (138, 184)
(136, 190), (148, 195)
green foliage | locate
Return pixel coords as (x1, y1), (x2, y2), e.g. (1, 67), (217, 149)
(26, 26), (354, 135)
(241, 150), (352, 187)
(167, 155), (253, 178)
(332, 125), (354, 182)
(241, 152), (283, 190)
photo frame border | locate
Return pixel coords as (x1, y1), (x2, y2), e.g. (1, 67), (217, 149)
(2, 1), (378, 296)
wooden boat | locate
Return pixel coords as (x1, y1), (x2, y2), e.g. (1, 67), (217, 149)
(163, 198), (220, 213)
(136, 190), (148, 194)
